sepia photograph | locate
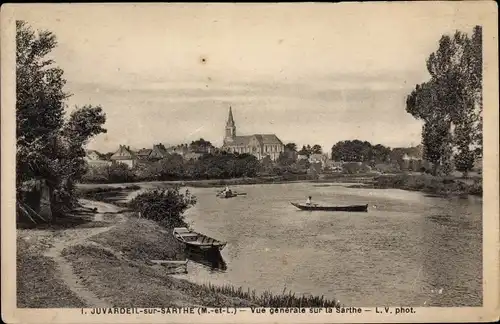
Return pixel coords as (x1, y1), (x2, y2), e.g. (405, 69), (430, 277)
(1, 2), (498, 323)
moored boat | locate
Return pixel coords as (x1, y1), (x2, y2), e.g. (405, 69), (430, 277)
(173, 227), (227, 251)
(290, 202), (368, 212)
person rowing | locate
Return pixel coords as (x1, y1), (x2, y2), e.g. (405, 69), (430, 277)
(219, 185), (233, 197)
(306, 196), (312, 205)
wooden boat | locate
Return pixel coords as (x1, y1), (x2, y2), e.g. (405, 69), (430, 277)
(173, 227), (227, 251)
(216, 191), (247, 198)
(290, 202), (368, 212)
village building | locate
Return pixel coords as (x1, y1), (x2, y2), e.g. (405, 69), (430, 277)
(110, 145), (137, 168)
(221, 106), (284, 161)
(166, 144), (190, 156)
(183, 152), (204, 161)
(136, 148), (152, 160)
(308, 153), (329, 167)
(400, 153), (425, 171)
(327, 160), (344, 172)
(149, 144), (168, 160)
(84, 150), (111, 167)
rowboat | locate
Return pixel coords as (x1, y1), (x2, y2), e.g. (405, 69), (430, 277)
(216, 191), (247, 198)
(290, 202), (368, 212)
(173, 227), (227, 251)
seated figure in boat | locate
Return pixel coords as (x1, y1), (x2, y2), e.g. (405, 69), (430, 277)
(220, 186), (232, 197)
(306, 196), (312, 205)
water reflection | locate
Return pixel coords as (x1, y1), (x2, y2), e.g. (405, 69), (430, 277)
(185, 248), (228, 272)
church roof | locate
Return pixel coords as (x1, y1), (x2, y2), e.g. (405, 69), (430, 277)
(257, 134), (283, 145)
(225, 134), (283, 146)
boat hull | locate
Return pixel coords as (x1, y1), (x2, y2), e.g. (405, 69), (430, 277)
(291, 202), (368, 212)
(216, 192), (246, 199)
(173, 227), (227, 251)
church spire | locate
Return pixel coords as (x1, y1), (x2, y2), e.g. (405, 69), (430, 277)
(224, 106), (236, 144)
(227, 106), (235, 126)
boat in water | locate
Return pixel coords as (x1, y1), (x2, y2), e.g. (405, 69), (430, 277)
(290, 202), (368, 212)
(216, 191), (247, 199)
(173, 227), (227, 251)
(185, 248), (228, 272)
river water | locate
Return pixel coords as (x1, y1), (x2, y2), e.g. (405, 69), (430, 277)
(172, 182), (482, 307)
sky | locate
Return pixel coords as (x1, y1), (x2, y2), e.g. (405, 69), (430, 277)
(13, 3), (483, 154)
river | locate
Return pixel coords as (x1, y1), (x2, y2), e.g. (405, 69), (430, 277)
(167, 182), (482, 307)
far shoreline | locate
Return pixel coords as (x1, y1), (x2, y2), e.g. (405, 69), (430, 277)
(76, 172), (482, 199)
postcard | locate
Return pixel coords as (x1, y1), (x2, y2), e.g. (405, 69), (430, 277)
(1, 2), (498, 323)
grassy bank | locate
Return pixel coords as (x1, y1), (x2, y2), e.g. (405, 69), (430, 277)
(63, 216), (339, 307)
(372, 174), (482, 197)
(17, 237), (87, 307)
(89, 218), (186, 261)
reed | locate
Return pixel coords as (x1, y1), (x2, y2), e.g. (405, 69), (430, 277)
(199, 282), (340, 307)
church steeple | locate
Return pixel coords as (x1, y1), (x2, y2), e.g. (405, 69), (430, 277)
(227, 106), (235, 126)
(224, 106), (236, 144)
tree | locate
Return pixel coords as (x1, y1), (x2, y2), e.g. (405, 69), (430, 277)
(298, 145), (310, 157)
(405, 26), (482, 176)
(277, 152), (295, 167)
(311, 144), (322, 154)
(331, 140), (372, 162)
(371, 144), (391, 163)
(130, 187), (197, 229)
(189, 138), (214, 153)
(107, 163), (135, 183)
(285, 143), (297, 152)
(16, 21), (107, 218)
(16, 20), (67, 190)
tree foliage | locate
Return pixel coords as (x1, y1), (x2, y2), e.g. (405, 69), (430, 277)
(311, 144), (323, 154)
(129, 187), (197, 229)
(331, 140), (391, 164)
(284, 143), (297, 152)
(16, 21), (107, 217)
(189, 138), (214, 153)
(406, 26), (482, 175)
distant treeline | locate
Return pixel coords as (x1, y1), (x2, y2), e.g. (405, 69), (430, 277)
(82, 152), (311, 183)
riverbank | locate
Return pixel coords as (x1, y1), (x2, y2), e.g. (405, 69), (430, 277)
(17, 198), (340, 308)
(77, 173), (377, 190)
(371, 174), (482, 197)
(76, 172), (482, 199)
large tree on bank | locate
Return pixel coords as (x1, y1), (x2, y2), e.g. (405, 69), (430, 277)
(406, 26), (482, 176)
(16, 21), (107, 219)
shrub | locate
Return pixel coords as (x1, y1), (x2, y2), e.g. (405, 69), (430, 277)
(129, 187), (196, 229)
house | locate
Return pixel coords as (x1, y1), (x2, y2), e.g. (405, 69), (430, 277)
(84, 150), (111, 167)
(149, 144), (168, 160)
(325, 160), (343, 172)
(136, 148), (153, 160)
(221, 106), (285, 161)
(183, 152), (204, 161)
(400, 153), (424, 171)
(167, 144), (190, 156)
(110, 145), (137, 168)
(308, 154), (329, 167)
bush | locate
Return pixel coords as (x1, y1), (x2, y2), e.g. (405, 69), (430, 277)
(129, 187), (196, 228)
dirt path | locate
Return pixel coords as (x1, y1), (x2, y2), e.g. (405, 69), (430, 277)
(43, 199), (127, 307)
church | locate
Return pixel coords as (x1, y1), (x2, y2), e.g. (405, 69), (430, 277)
(221, 106), (285, 161)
